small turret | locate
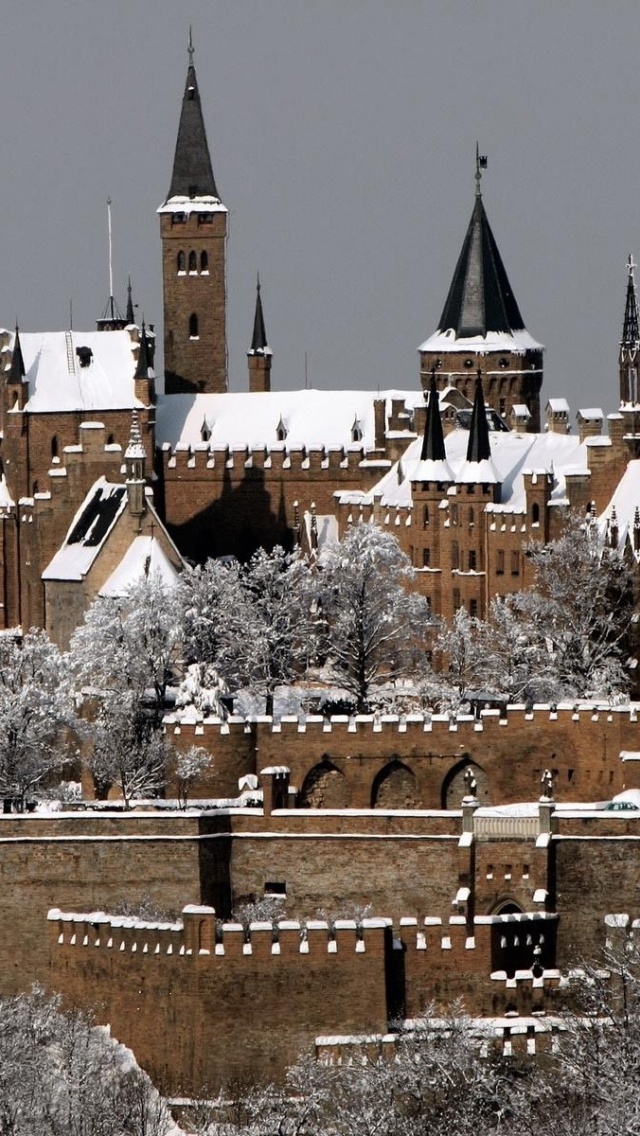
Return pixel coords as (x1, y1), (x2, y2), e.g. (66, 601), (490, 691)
(125, 409), (146, 521)
(247, 275), (272, 392)
(620, 255), (639, 405)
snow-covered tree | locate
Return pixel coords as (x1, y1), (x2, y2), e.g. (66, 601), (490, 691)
(0, 987), (173, 1136)
(0, 628), (69, 805)
(174, 661), (230, 718)
(317, 524), (431, 712)
(174, 743), (212, 809)
(69, 573), (184, 802)
(180, 557), (244, 667)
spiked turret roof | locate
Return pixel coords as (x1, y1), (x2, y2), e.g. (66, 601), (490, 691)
(248, 276), (271, 355)
(466, 373), (492, 463)
(165, 39), (219, 203)
(8, 328), (25, 384)
(621, 255), (639, 351)
(419, 166), (543, 355)
(420, 373), (446, 462)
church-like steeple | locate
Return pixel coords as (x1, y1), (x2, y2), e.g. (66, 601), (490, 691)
(250, 275), (268, 353)
(166, 32), (218, 202)
(466, 372), (492, 463)
(126, 276), (135, 326)
(420, 371), (446, 462)
(418, 151), (544, 432)
(247, 275), (272, 392)
(620, 255), (639, 405)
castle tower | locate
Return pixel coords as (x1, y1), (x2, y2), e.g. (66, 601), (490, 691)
(124, 409), (147, 520)
(159, 35), (228, 395)
(619, 255), (639, 405)
(247, 275), (272, 392)
(418, 152), (544, 432)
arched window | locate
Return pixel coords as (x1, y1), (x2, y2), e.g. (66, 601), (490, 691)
(107, 433), (115, 446)
(200, 250), (209, 272)
(189, 313), (199, 338)
(532, 502), (540, 524)
(177, 250), (185, 273)
(51, 436), (59, 460)
(188, 250), (197, 272)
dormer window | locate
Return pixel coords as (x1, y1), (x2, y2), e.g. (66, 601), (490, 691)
(200, 419), (211, 443)
(76, 346), (93, 368)
(276, 415), (288, 442)
(351, 416), (363, 443)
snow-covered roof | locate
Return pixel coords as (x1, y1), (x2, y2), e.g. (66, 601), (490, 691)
(5, 329), (142, 414)
(155, 389), (425, 452)
(577, 407), (603, 421)
(0, 474), (14, 511)
(546, 398), (570, 414)
(99, 535), (181, 598)
(42, 478), (127, 582)
(339, 427), (587, 512)
(157, 195), (227, 216)
(598, 459), (640, 556)
(418, 328), (543, 354)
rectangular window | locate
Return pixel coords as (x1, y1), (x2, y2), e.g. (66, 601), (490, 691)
(422, 548), (431, 567)
(511, 550), (520, 576)
(468, 549), (477, 571)
(469, 598), (478, 618)
(496, 550), (505, 576)
(451, 542), (459, 570)
(453, 589), (461, 611)
(450, 504), (458, 526)
(171, 212), (186, 225)
(264, 881), (286, 897)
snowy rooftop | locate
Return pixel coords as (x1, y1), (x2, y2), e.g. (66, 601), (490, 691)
(598, 459), (640, 557)
(42, 478), (127, 582)
(4, 329), (142, 414)
(155, 388), (425, 452)
(157, 195), (228, 216)
(418, 328), (544, 355)
(339, 427), (587, 511)
(99, 534), (181, 597)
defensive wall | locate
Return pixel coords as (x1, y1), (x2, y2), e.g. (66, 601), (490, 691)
(164, 704), (640, 809)
(47, 903), (563, 1094)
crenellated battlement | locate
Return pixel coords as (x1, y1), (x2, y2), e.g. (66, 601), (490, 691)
(161, 441), (375, 476)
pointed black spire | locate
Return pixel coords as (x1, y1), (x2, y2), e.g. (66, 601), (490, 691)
(136, 323), (152, 378)
(8, 327), (25, 384)
(466, 372), (491, 463)
(622, 255), (639, 349)
(250, 274), (268, 353)
(438, 171), (524, 337)
(126, 276), (135, 325)
(420, 371), (446, 462)
(167, 34), (218, 201)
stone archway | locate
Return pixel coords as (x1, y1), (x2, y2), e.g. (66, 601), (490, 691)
(298, 759), (347, 808)
(371, 760), (419, 809)
(441, 757), (490, 809)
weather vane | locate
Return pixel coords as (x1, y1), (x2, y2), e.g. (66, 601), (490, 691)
(475, 143), (488, 196)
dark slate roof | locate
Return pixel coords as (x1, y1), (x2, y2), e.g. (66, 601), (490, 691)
(466, 373), (492, 463)
(8, 329), (25, 383)
(420, 372), (446, 462)
(250, 278), (268, 353)
(167, 61), (218, 200)
(622, 258), (639, 349)
(438, 195), (525, 337)
(135, 325), (152, 378)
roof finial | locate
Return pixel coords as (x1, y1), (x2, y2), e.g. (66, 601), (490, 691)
(475, 142), (487, 198)
(188, 25), (195, 66)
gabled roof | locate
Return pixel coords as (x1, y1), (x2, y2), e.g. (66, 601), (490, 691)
(165, 54), (219, 203)
(99, 535), (181, 597)
(42, 479), (128, 581)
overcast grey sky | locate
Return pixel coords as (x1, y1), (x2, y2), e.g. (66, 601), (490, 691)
(0, 2), (638, 413)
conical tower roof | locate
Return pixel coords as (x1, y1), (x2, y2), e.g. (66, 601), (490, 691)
(438, 194), (524, 338)
(166, 39), (219, 202)
(8, 327), (25, 384)
(135, 323), (154, 378)
(466, 372), (492, 463)
(420, 372), (446, 462)
(249, 276), (269, 354)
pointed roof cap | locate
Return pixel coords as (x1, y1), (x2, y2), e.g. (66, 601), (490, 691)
(135, 323), (153, 379)
(621, 255), (639, 349)
(125, 409), (146, 463)
(420, 372), (446, 462)
(8, 327), (25, 384)
(466, 373), (492, 464)
(166, 34), (219, 202)
(438, 190), (525, 338)
(249, 274), (270, 354)
(126, 277), (135, 326)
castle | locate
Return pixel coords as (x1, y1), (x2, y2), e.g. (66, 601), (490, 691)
(0, 46), (639, 643)
(0, 43), (638, 1103)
